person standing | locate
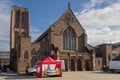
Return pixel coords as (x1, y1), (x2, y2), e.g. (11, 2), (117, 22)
(0, 62), (2, 73)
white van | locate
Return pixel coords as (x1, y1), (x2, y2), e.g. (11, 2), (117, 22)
(109, 61), (120, 73)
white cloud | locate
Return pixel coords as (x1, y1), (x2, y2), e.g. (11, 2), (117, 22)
(75, 1), (120, 46)
(0, 1), (11, 40)
(30, 25), (42, 42)
(0, 0), (13, 51)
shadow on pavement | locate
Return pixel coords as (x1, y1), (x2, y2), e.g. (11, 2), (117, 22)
(92, 71), (120, 74)
(5, 75), (37, 80)
(4, 75), (59, 80)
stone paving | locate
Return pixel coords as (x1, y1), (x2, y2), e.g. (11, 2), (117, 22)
(0, 71), (120, 80)
(0, 70), (18, 76)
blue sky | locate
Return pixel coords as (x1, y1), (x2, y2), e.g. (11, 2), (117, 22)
(0, 0), (120, 51)
(14, 0), (86, 33)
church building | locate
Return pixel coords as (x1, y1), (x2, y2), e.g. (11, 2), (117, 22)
(10, 3), (112, 73)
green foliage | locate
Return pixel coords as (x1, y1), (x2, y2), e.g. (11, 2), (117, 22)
(26, 61), (31, 69)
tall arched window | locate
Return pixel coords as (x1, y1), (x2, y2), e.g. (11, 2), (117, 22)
(62, 27), (76, 51)
(31, 48), (37, 55)
(24, 50), (28, 60)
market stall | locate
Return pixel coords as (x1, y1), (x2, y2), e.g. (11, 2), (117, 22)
(36, 57), (62, 78)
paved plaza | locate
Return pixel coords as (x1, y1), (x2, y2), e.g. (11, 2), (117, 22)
(0, 71), (120, 80)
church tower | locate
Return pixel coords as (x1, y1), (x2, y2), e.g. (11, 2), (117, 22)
(10, 6), (31, 73)
(10, 5), (30, 49)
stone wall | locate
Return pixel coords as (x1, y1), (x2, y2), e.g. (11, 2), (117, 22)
(95, 57), (102, 70)
(17, 36), (31, 74)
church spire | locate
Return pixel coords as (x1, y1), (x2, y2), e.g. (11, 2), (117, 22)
(68, 0), (70, 9)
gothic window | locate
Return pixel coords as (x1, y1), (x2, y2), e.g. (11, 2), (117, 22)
(21, 12), (27, 27)
(62, 27), (76, 51)
(38, 48), (41, 54)
(31, 49), (37, 55)
(98, 60), (100, 65)
(15, 10), (20, 27)
(21, 12), (24, 27)
(109, 54), (111, 61)
(24, 50), (28, 60)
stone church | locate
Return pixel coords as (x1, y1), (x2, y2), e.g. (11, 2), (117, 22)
(10, 3), (112, 74)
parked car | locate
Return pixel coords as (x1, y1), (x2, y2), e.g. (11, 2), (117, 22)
(27, 66), (36, 75)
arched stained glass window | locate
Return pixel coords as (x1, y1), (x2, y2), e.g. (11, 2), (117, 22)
(62, 27), (76, 51)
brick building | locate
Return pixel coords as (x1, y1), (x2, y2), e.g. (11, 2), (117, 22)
(0, 51), (10, 65)
(10, 3), (112, 74)
(95, 44), (112, 70)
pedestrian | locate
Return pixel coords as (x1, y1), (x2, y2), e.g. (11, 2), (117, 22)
(1, 64), (4, 72)
(0, 62), (2, 73)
